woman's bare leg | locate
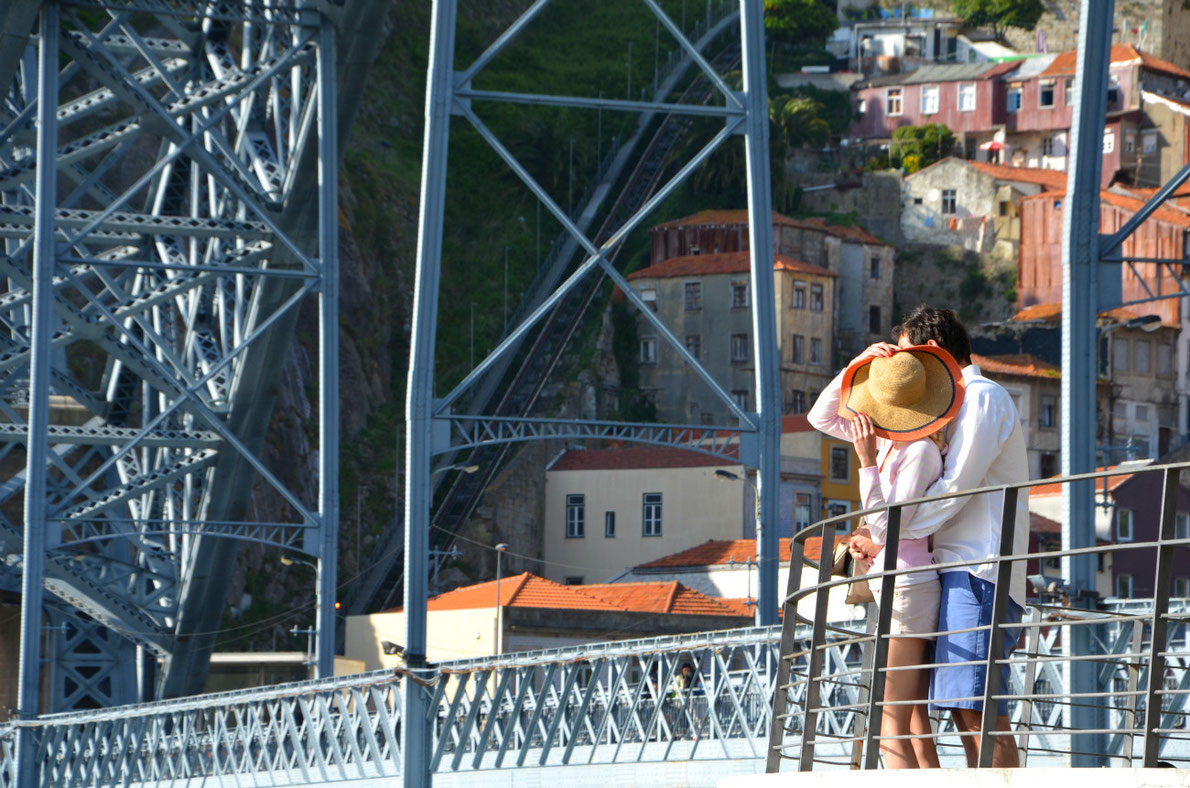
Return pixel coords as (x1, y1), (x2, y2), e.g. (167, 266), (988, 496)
(908, 659), (939, 768)
(880, 637), (929, 769)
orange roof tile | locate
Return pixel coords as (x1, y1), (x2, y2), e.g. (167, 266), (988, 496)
(549, 445), (737, 472)
(1136, 48), (1190, 81)
(414, 573), (753, 618)
(1010, 303), (1172, 328)
(1040, 44), (1190, 80)
(783, 413), (813, 433)
(653, 210), (890, 246)
(585, 582), (751, 617)
(1029, 466), (1137, 497)
(1041, 44), (1142, 77)
(965, 160), (1067, 189)
(637, 536), (848, 569)
(972, 353), (1060, 379)
(1021, 187), (1190, 229)
(626, 251), (835, 281)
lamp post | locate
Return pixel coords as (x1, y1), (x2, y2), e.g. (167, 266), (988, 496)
(494, 543), (509, 655)
(714, 469), (764, 624)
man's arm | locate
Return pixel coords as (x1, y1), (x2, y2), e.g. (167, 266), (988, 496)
(897, 381), (1015, 540)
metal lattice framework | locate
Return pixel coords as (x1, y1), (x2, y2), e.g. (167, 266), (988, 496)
(405, 2), (781, 781)
(3, 598), (1186, 785)
(0, 1), (358, 757)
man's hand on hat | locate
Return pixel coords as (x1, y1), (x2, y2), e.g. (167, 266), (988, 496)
(850, 413), (878, 467)
(853, 342), (898, 364)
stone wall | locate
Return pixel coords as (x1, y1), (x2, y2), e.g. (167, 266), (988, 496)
(796, 171), (903, 243)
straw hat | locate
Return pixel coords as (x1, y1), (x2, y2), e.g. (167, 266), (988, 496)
(837, 345), (964, 441)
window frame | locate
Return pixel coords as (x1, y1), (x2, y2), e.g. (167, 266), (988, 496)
(1039, 395), (1056, 429)
(869, 304), (881, 335)
(639, 336), (657, 365)
(684, 281), (702, 311)
(731, 280), (750, 308)
(793, 281), (807, 309)
(1006, 84), (1021, 112)
(809, 283), (824, 313)
(730, 333), (750, 364)
(1116, 573), (1133, 598)
(809, 337), (823, 365)
(566, 494), (585, 538)
(791, 334), (805, 364)
(685, 334), (701, 361)
(870, 257), (880, 279)
(605, 511), (616, 538)
(958, 82), (977, 112)
(731, 389), (749, 410)
(829, 445), (850, 482)
(790, 389), (806, 414)
(886, 87), (903, 116)
(1117, 508), (1134, 542)
(1039, 78), (1056, 108)
(640, 287), (657, 311)
(642, 492), (663, 537)
(920, 84), (939, 115)
(941, 188), (957, 215)
(1176, 512), (1190, 541)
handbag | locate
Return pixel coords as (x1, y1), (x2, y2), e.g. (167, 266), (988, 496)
(831, 536), (875, 605)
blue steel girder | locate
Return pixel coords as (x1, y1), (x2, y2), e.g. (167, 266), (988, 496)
(0, 0), (371, 713)
(437, 414), (754, 466)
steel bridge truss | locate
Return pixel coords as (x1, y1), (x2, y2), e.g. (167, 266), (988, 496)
(0, 0), (341, 733)
(2, 602), (1183, 785)
(407, 3), (781, 779)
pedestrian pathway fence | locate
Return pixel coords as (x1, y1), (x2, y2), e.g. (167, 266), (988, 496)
(3, 463), (1190, 784)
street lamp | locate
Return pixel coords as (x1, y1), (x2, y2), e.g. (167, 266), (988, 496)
(432, 463), (479, 478)
(714, 470), (763, 624)
(280, 554), (317, 570)
(494, 543), (509, 655)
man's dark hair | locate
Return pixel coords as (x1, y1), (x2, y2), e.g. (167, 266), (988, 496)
(894, 305), (972, 365)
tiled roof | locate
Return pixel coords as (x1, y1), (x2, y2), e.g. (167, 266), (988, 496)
(964, 160), (1067, 189)
(636, 536), (848, 569)
(653, 210), (889, 245)
(549, 445), (738, 472)
(626, 251), (836, 281)
(857, 60), (1019, 88)
(1031, 512), (1061, 535)
(1011, 303), (1153, 324)
(972, 353), (1060, 379)
(585, 583), (752, 617)
(1136, 48), (1190, 81)
(782, 413), (813, 433)
(412, 572), (752, 617)
(1029, 463), (1150, 497)
(1021, 188), (1190, 229)
(1038, 44), (1190, 80)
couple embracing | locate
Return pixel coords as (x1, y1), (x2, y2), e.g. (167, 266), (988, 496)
(808, 305), (1030, 770)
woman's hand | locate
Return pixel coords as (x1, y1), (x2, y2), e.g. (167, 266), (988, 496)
(852, 342), (898, 364)
(850, 413), (878, 467)
(848, 533), (881, 568)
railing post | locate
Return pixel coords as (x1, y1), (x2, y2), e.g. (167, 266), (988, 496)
(1142, 466), (1178, 765)
(1122, 618), (1144, 765)
(1016, 607), (1042, 766)
(977, 486), (1019, 767)
(766, 536), (803, 772)
(797, 521), (844, 771)
(862, 505), (901, 769)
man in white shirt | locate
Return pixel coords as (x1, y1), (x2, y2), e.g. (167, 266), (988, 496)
(851, 305), (1029, 768)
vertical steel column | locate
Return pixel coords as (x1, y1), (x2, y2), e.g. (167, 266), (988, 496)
(739, 0), (779, 627)
(406, 0), (457, 783)
(16, 3), (58, 782)
(316, 12), (340, 680)
(1061, 0), (1113, 766)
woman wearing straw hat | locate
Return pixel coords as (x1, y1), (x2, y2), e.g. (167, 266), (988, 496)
(808, 343), (965, 769)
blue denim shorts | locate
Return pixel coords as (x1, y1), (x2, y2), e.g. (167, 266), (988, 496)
(929, 571), (1022, 715)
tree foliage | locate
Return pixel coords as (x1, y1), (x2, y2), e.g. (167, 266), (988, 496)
(890, 123), (956, 171)
(951, 0), (1045, 39)
(763, 0), (838, 47)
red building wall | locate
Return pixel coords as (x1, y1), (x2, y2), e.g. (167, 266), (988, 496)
(1018, 193), (1185, 325)
(851, 78), (1003, 140)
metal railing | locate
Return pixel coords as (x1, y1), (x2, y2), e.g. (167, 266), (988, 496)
(768, 460), (1190, 771)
